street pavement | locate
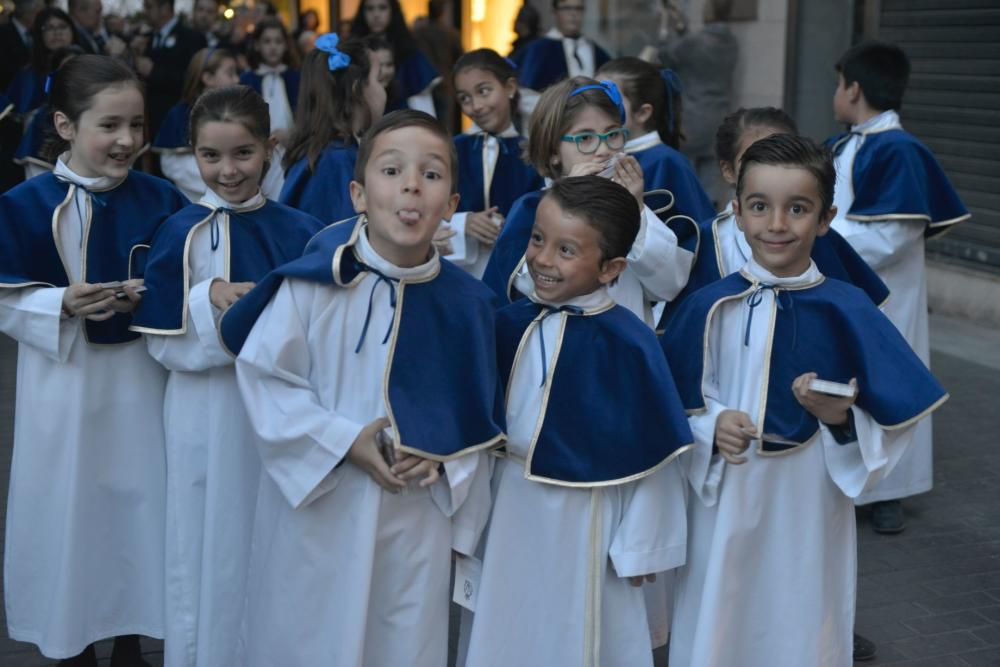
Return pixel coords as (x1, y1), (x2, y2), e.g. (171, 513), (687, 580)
(0, 312), (998, 666)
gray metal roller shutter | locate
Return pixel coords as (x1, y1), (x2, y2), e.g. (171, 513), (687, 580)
(877, 0), (1000, 270)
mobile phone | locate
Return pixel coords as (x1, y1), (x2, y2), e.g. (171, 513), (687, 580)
(807, 379), (856, 398)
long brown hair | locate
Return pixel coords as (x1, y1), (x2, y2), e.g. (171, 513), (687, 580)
(249, 17), (301, 69)
(283, 37), (375, 172)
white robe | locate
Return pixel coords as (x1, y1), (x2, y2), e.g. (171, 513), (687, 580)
(512, 205), (694, 328)
(465, 287), (687, 667)
(832, 110), (933, 504)
(0, 159), (167, 658)
(140, 190), (267, 667)
(234, 228), (492, 667)
(670, 259), (915, 667)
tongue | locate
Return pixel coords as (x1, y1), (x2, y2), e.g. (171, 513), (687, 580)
(398, 210), (420, 223)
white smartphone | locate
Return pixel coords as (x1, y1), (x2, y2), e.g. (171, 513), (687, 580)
(808, 379), (856, 398)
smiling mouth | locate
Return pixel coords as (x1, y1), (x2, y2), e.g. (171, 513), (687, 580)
(530, 269), (561, 287)
(108, 151), (132, 163)
(219, 180), (245, 189)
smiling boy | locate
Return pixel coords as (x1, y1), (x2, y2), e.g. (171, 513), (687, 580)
(219, 110), (505, 667)
(662, 134), (948, 667)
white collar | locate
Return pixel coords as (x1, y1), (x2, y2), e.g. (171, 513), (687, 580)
(624, 130), (661, 152)
(851, 109), (901, 134)
(198, 188), (266, 212)
(54, 152), (125, 192)
(742, 257), (822, 287)
(465, 123), (518, 139)
(256, 64), (288, 76)
(546, 27), (585, 42)
(158, 15), (179, 41)
(356, 222), (440, 281)
(529, 285), (613, 314)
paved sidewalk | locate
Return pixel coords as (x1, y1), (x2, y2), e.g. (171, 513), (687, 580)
(0, 313), (998, 666)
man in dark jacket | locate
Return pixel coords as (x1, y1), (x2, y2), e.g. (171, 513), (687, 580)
(135, 0), (206, 138)
(0, 0), (39, 91)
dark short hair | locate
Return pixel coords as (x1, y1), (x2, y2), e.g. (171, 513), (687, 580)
(835, 41), (910, 112)
(354, 109), (459, 193)
(715, 106), (798, 166)
(736, 133), (835, 213)
(544, 176), (640, 260)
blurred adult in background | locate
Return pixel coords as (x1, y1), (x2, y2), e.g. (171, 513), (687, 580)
(6, 7), (77, 114)
(508, 3), (540, 62)
(413, 0), (463, 131)
(68, 0), (108, 54)
(135, 0), (207, 138)
(294, 8), (318, 40)
(653, 0), (737, 207)
(0, 0), (39, 91)
(189, 0), (226, 48)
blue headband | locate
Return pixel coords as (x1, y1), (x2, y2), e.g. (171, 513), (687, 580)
(44, 73), (53, 95)
(504, 57), (518, 70)
(315, 33), (351, 72)
(660, 69), (683, 135)
(568, 80), (626, 124)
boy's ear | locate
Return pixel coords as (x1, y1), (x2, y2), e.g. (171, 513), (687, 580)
(349, 180), (368, 214)
(634, 102), (654, 128)
(597, 256), (628, 286)
(53, 111), (75, 141)
(440, 192), (461, 221)
(816, 205), (836, 237)
(846, 80), (862, 105)
(732, 198), (743, 229)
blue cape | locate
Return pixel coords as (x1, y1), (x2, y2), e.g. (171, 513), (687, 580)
(279, 141), (358, 224)
(0, 171), (187, 343)
(219, 216), (506, 461)
(131, 200), (324, 333)
(396, 51), (439, 101)
(6, 68), (43, 113)
(516, 37), (611, 91)
(453, 133), (543, 216)
(827, 129), (969, 238)
(152, 103), (192, 150)
(482, 189), (698, 305)
(657, 214), (890, 332)
(14, 106), (53, 167)
(630, 142), (715, 222)
(497, 299), (692, 486)
(239, 69), (301, 110)
(662, 271), (947, 453)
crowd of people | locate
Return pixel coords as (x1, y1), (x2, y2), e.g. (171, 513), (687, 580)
(0, 0), (972, 665)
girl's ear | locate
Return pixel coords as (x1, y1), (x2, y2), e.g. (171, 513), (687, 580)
(634, 102), (653, 128)
(53, 110), (75, 142)
(504, 76), (518, 101)
(201, 70), (214, 88)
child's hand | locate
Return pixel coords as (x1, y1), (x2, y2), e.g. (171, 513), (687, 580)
(792, 373), (857, 426)
(347, 417), (407, 493)
(714, 409), (757, 465)
(467, 207), (502, 246)
(107, 278), (145, 314)
(628, 573), (657, 587)
(271, 129), (291, 147)
(433, 226), (457, 256)
(566, 161), (606, 178)
(391, 453), (442, 488)
(611, 155), (645, 206)
(210, 280), (255, 311)
(62, 283), (117, 321)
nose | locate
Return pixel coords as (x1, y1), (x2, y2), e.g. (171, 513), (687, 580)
(401, 166), (421, 193)
(593, 141), (613, 161)
(220, 157), (239, 178)
(767, 210), (788, 233)
(534, 242), (555, 268)
(116, 127), (135, 148)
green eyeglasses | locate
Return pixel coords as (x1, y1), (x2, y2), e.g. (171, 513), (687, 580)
(560, 128), (629, 154)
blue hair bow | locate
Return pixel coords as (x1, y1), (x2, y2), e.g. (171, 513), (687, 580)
(315, 33), (351, 72)
(504, 57), (518, 70)
(568, 80), (626, 124)
(660, 69), (683, 135)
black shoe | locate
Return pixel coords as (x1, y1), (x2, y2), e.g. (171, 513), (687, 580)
(110, 635), (152, 667)
(59, 644), (97, 667)
(853, 632), (878, 661)
(871, 500), (905, 534)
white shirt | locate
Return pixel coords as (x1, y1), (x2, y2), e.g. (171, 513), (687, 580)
(546, 27), (596, 77)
